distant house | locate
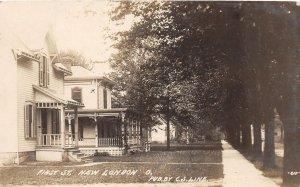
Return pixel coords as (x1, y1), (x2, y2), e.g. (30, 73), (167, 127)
(0, 30), (82, 164)
(151, 117), (176, 144)
(63, 65), (150, 159)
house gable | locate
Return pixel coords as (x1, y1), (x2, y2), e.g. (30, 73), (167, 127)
(35, 90), (59, 103)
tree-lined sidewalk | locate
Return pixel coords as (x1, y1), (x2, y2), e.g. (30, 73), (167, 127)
(108, 2), (300, 185)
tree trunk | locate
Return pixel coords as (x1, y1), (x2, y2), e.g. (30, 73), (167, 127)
(263, 118), (276, 168)
(253, 122), (262, 158)
(242, 124), (252, 150)
(233, 124), (241, 148)
(282, 83), (300, 185)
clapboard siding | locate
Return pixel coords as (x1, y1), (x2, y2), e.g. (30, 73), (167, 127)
(17, 57), (65, 152)
(17, 59), (40, 152)
(64, 81), (97, 109)
(98, 86), (112, 109)
(107, 88), (112, 109)
(49, 64), (64, 94)
(65, 80), (112, 110)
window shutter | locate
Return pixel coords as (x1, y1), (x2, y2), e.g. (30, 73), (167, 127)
(47, 59), (50, 86)
(39, 62), (43, 86)
(33, 104), (37, 138)
(24, 105), (29, 138)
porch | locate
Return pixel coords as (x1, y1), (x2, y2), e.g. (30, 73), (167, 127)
(36, 108), (150, 159)
(38, 135), (142, 147)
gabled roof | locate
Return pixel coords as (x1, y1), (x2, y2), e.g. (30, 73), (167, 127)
(15, 50), (41, 63)
(33, 85), (84, 107)
(65, 66), (115, 86)
(52, 62), (72, 76)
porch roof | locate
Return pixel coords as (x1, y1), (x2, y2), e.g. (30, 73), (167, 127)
(65, 108), (127, 114)
(33, 85), (84, 107)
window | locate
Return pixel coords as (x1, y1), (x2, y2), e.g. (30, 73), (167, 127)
(103, 88), (107, 109)
(24, 104), (36, 138)
(71, 87), (82, 103)
(51, 110), (60, 134)
(39, 56), (49, 87)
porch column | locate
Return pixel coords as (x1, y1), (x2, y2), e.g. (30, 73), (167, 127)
(60, 105), (65, 148)
(66, 113), (73, 147)
(95, 115), (98, 147)
(121, 112), (126, 147)
(74, 107), (79, 147)
(121, 120), (125, 145)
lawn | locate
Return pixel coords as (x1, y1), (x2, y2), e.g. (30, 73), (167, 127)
(0, 145), (223, 185)
(241, 151), (283, 186)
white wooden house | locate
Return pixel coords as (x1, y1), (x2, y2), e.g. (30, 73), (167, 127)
(0, 29), (149, 164)
(0, 30), (82, 164)
(63, 66), (150, 158)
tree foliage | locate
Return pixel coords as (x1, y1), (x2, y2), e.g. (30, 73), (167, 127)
(109, 2), (300, 182)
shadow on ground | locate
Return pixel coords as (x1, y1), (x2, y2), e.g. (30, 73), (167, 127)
(0, 142), (223, 185)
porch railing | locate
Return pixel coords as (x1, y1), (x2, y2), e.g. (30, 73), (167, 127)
(79, 138), (95, 146)
(98, 138), (122, 147)
(39, 134), (61, 146)
(65, 134), (75, 147)
(65, 135), (95, 147)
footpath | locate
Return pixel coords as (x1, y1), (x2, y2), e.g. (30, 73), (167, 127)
(222, 140), (279, 187)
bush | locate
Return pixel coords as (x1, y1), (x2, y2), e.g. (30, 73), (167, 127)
(94, 151), (109, 156)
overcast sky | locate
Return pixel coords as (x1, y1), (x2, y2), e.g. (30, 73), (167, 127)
(0, 1), (130, 75)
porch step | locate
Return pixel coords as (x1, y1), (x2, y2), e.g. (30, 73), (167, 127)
(66, 148), (85, 162)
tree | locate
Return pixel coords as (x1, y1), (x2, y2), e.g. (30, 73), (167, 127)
(109, 2), (300, 184)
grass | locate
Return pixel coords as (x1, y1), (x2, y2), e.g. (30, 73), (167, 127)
(0, 144), (223, 185)
(240, 150), (283, 186)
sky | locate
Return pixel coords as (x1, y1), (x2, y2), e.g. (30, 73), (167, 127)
(0, 0), (131, 75)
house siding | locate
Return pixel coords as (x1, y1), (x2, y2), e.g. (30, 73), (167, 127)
(64, 80), (97, 109)
(0, 45), (18, 153)
(17, 58), (40, 152)
(98, 85), (104, 109)
(107, 87), (112, 109)
(98, 85), (112, 109)
(49, 64), (64, 94)
(17, 55), (65, 152)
